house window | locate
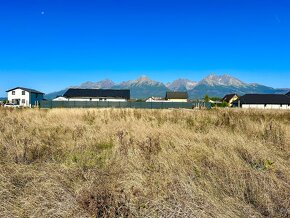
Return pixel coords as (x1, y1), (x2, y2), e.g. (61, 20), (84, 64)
(35, 94), (38, 98)
(280, 104), (283, 107)
(12, 91), (15, 95)
(264, 104), (267, 107)
(22, 91), (25, 95)
(22, 99), (25, 104)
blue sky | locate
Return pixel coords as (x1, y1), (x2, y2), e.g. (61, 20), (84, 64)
(0, 0), (289, 96)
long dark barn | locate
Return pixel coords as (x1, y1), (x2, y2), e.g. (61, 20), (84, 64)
(61, 88), (130, 102)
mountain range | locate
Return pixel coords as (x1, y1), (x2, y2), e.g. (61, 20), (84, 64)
(45, 74), (289, 99)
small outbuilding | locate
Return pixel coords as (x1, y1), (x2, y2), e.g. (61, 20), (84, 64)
(165, 91), (188, 102)
(63, 88), (130, 102)
(145, 97), (167, 102)
(6, 87), (44, 107)
(53, 96), (68, 101)
(233, 94), (290, 109)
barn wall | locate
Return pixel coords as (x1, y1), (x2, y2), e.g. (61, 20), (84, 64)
(242, 104), (290, 109)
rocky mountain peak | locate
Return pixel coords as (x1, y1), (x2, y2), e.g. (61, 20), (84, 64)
(120, 76), (163, 87)
(136, 75), (151, 82)
(199, 74), (246, 87)
(167, 78), (197, 91)
(75, 79), (115, 89)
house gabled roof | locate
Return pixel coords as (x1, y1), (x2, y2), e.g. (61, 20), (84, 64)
(6, 87), (44, 94)
(222, 94), (238, 103)
(63, 88), (130, 99)
(235, 94), (290, 105)
(165, 91), (188, 99)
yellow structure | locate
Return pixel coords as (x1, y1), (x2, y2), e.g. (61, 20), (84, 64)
(222, 94), (239, 106)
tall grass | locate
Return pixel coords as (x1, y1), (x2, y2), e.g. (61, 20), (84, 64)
(0, 108), (289, 217)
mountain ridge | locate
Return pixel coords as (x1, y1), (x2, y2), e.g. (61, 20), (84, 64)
(44, 74), (290, 99)
(166, 79), (197, 91)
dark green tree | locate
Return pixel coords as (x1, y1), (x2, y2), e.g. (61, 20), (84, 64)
(204, 94), (210, 102)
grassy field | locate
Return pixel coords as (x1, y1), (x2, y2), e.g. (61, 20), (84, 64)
(0, 108), (289, 217)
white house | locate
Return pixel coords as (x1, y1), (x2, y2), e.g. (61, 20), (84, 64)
(234, 94), (290, 110)
(6, 87), (44, 107)
(62, 88), (130, 102)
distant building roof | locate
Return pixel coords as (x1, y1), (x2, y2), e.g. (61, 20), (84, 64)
(6, 87), (44, 94)
(165, 91), (188, 99)
(222, 94), (238, 103)
(63, 88), (130, 99)
(235, 94), (290, 105)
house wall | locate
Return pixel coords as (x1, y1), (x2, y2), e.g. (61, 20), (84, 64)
(30, 93), (44, 106)
(167, 99), (188, 102)
(67, 98), (128, 102)
(7, 89), (30, 107)
(242, 104), (290, 110)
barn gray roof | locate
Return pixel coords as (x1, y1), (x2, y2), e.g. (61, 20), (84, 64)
(165, 91), (188, 99)
(6, 87), (44, 94)
(63, 88), (130, 99)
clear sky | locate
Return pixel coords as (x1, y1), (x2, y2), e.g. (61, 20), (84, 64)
(0, 0), (289, 96)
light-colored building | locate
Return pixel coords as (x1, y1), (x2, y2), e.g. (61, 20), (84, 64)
(165, 91), (188, 102)
(53, 96), (68, 101)
(234, 94), (290, 110)
(145, 97), (167, 102)
(222, 94), (239, 106)
(209, 100), (222, 104)
(62, 88), (130, 102)
(6, 87), (44, 107)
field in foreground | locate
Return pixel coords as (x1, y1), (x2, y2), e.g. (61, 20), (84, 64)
(0, 108), (289, 218)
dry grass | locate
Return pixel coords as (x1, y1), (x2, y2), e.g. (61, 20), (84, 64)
(0, 108), (289, 217)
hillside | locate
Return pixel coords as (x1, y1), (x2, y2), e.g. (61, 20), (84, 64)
(45, 89), (67, 100)
(0, 108), (289, 217)
(45, 74), (288, 99)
